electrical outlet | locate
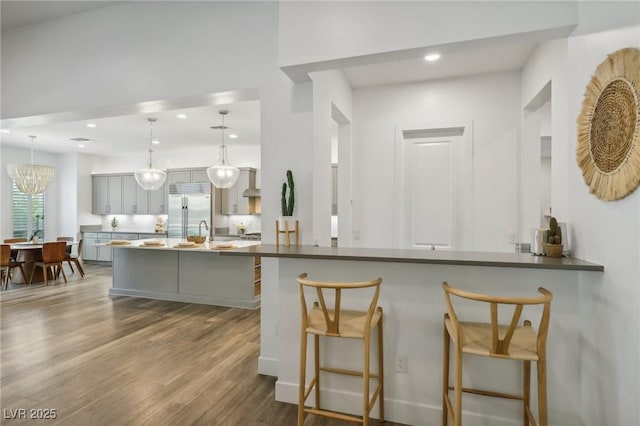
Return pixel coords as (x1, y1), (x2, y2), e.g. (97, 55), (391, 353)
(395, 355), (407, 373)
(508, 231), (517, 244)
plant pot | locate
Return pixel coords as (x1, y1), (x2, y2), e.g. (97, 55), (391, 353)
(278, 216), (298, 230)
(544, 243), (563, 258)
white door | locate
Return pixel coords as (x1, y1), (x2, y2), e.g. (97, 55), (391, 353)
(394, 123), (472, 250)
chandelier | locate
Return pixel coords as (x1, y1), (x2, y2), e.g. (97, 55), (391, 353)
(207, 110), (239, 188)
(6, 135), (55, 195)
(134, 118), (167, 190)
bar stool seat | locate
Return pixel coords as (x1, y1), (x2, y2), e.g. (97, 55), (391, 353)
(297, 273), (384, 426)
(442, 282), (553, 426)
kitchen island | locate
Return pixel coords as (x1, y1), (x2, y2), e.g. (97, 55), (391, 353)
(108, 239), (261, 309)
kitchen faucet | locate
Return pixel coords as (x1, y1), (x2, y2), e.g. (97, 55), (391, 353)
(199, 220), (209, 239)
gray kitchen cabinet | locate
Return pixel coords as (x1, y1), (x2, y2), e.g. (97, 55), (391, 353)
(122, 175), (148, 214)
(221, 168), (256, 215)
(147, 183), (167, 215)
(167, 170), (191, 185)
(92, 175), (123, 214)
(168, 168), (209, 185)
(82, 233), (98, 260)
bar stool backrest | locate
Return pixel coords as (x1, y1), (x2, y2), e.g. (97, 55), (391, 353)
(297, 273), (382, 337)
(442, 282), (553, 357)
(1, 244), (10, 268)
(4, 238), (27, 243)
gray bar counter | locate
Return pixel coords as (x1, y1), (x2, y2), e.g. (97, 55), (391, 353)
(221, 244), (604, 271)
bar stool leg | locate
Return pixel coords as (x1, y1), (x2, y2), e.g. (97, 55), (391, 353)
(314, 334), (320, 409)
(453, 345), (463, 426)
(377, 310), (385, 422)
(443, 318), (451, 426)
(537, 357), (548, 426)
(523, 360), (531, 426)
(298, 329), (308, 426)
(363, 334), (371, 426)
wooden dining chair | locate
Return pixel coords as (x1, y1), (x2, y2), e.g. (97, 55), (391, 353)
(64, 239), (85, 277)
(297, 273), (384, 426)
(57, 237), (75, 272)
(442, 282), (553, 426)
(29, 241), (68, 286)
(1, 244), (10, 290)
(3, 239), (27, 284)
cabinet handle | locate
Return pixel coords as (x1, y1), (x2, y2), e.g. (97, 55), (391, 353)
(160, 205), (164, 213)
(133, 205), (137, 213)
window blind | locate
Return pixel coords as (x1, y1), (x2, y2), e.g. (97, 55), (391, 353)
(12, 181), (46, 240)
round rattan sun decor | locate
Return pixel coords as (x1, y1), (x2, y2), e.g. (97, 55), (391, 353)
(577, 47), (640, 201)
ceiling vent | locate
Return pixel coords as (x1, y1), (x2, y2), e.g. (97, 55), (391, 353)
(70, 137), (91, 142)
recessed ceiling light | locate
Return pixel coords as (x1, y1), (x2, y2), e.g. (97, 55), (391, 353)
(229, 134), (238, 139)
(176, 114), (187, 119)
(424, 53), (441, 62)
(152, 140), (160, 145)
(77, 143), (85, 148)
(87, 123), (97, 128)
(1, 129), (10, 134)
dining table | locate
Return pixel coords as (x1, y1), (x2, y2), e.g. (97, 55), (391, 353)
(9, 241), (76, 284)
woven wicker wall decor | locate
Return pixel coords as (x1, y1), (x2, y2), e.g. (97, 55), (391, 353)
(577, 47), (640, 201)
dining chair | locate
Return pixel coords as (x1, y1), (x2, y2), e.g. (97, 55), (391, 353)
(297, 273), (384, 426)
(64, 239), (85, 277)
(1, 244), (10, 290)
(29, 241), (67, 286)
(442, 282), (553, 426)
(57, 237), (75, 271)
(3, 239), (27, 284)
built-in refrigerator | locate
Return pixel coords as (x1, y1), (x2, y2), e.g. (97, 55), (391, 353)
(167, 183), (212, 239)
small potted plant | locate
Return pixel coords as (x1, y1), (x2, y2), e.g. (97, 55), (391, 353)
(278, 170), (296, 230)
(544, 216), (563, 257)
(111, 217), (119, 231)
(236, 222), (246, 235)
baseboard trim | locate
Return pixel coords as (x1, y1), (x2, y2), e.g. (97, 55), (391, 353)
(275, 380), (522, 426)
(258, 356), (278, 376)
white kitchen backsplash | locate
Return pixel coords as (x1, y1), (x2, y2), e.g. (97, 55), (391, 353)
(102, 215), (168, 232)
(227, 215), (261, 235)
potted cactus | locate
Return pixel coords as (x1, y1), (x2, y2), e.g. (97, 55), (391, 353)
(544, 216), (563, 257)
(278, 170), (296, 227)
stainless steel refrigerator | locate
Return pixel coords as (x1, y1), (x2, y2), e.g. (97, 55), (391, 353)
(167, 183), (212, 239)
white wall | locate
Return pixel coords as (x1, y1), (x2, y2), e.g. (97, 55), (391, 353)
(309, 69), (353, 247)
(57, 153), (78, 238)
(567, 26), (640, 426)
(521, 24), (640, 425)
(353, 71), (521, 251)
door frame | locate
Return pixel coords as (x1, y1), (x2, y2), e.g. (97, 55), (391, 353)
(392, 120), (473, 250)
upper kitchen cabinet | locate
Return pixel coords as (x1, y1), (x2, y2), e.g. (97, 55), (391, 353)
(221, 167), (257, 215)
(147, 183), (167, 215)
(122, 175), (148, 215)
(92, 175), (123, 214)
(167, 168), (209, 185)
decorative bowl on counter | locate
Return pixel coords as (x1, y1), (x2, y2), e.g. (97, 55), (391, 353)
(187, 235), (207, 243)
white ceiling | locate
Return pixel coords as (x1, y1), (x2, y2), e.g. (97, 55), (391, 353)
(1, 1), (544, 157)
(1, 1), (126, 31)
(0, 101), (261, 156)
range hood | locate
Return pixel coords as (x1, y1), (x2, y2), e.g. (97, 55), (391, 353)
(242, 188), (261, 197)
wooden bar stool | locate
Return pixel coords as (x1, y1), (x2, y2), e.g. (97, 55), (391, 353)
(297, 273), (384, 426)
(442, 282), (553, 426)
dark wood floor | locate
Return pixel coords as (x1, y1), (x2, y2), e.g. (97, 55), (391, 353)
(1, 264), (403, 425)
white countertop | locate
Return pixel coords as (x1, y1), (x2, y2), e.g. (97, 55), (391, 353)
(101, 238), (260, 252)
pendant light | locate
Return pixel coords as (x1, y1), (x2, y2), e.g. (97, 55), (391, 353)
(134, 118), (167, 190)
(207, 110), (239, 188)
(6, 135), (55, 195)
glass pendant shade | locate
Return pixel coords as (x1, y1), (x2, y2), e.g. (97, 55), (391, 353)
(207, 144), (239, 188)
(207, 110), (239, 188)
(6, 136), (55, 195)
(135, 118), (167, 191)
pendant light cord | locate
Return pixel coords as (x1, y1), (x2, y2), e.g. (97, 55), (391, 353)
(147, 118), (156, 168)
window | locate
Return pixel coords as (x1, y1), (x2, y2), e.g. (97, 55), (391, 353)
(12, 181), (45, 240)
